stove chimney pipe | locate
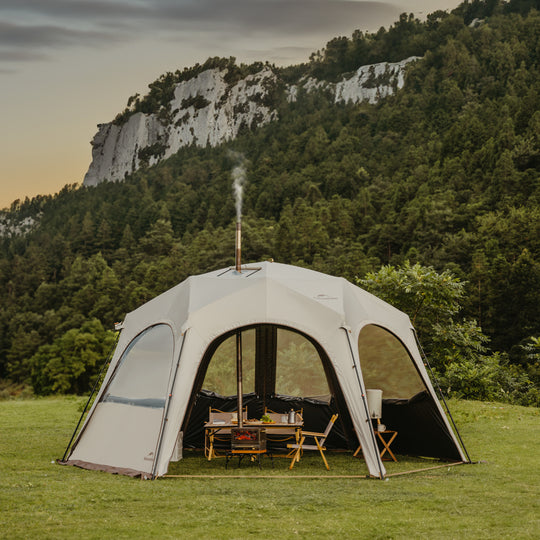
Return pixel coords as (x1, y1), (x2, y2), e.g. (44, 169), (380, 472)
(236, 331), (243, 428)
(235, 221), (241, 272)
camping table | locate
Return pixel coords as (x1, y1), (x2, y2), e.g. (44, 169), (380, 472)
(204, 421), (303, 461)
(353, 430), (398, 462)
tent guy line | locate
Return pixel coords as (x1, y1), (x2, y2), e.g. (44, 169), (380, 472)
(162, 461), (469, 479)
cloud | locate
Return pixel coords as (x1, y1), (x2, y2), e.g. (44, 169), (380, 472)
(2, 0), (399, 30)
(246, 45), (318, 63)
(0, 0), (149, 21)
(0, 0), (402, 71)
(0, 21), (119, 48)
(155, 0), (400, 33)
(0, 48), (50, 62)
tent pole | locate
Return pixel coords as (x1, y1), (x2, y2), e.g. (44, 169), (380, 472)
(236, 330), (243, 428)
(151, 329), (189, 479)
(60, 331), (119, 463)
(342, 327), (385, 479)
(413, 329), (472, 463)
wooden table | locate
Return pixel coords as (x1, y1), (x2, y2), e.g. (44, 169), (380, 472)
(353, 430), (398, 462)
(204, 421), (303, 461)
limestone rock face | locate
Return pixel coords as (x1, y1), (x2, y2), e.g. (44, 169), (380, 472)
(83, 67), (278, 186)
(83, 57), (419, 186)
(334, 57), (420, 104)
(0, 214), (38, 237)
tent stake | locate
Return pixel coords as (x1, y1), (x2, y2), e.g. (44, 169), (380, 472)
(60, 331), (119, 463)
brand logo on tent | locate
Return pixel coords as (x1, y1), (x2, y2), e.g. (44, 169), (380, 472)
(315, 294), (338, 300)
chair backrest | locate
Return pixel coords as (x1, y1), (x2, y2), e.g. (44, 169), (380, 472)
(320, 414), (339, 444)
(264, 407), (303, 423)
(208, 407), (247, 424)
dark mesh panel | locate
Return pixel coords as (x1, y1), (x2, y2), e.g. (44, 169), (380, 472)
(381, 392), (463, 460)
(183, 391), (351, 450)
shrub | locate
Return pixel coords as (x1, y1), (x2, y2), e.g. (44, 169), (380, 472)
(360, 261), (539, 407)
(29, 319), (116, 395)
(438, 352), (540, 406)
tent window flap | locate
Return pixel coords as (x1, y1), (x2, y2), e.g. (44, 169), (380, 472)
(66, 324), (175, 474)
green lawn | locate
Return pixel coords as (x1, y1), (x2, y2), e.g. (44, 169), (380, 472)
(0, 397), (538, 539)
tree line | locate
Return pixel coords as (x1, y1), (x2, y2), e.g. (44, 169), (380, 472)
(0, 0), (539, 403)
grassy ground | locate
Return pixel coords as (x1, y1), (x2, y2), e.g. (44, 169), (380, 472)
(0, 397), (538, 539)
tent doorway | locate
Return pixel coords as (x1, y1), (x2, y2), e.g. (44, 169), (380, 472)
(181, 324), (356, 450)
(358, 324), (463, 460)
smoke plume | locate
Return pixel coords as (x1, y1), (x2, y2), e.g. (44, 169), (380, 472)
(230, 151), (247, 222)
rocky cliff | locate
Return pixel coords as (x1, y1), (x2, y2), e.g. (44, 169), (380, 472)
(0, 214), (38, 237)
(83, 57), (419, 187)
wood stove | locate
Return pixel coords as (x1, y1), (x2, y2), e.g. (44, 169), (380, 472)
(231, 427), (266, 451)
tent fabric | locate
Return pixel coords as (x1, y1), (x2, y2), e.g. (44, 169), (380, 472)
(66, 261), (467, 478)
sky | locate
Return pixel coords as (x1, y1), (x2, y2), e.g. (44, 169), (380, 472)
(0, 0), (462, 210)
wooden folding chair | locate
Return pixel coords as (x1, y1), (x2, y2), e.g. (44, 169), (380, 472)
(287, 414), (338, 470)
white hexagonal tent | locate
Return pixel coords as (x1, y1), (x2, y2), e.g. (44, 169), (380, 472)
(64, 261), (468, 478)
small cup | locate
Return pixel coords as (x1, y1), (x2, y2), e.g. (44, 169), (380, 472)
(377, 423), (386, 432)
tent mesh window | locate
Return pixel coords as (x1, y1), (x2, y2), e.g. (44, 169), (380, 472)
(358, 324), (425, 399)
(201, 328), (256, 396)
(103, 323), (175, 408)
(275, 328), (331, 403)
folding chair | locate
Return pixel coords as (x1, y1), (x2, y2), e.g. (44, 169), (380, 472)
(287, 414), (338, 470)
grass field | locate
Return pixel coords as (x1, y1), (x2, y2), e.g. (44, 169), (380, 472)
(0, 397), (538, 539)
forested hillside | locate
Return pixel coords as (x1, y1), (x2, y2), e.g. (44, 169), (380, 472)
(0, 0), (539, 401)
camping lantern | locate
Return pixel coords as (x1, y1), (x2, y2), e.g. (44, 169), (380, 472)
(366, 389), (383, 419)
